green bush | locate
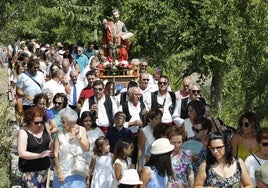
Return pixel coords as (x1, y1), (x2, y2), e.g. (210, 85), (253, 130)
(0, 68), (13, 187)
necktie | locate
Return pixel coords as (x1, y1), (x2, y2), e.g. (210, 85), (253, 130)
(73, 82), (77, 105)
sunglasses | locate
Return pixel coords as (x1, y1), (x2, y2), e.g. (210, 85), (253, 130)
(141, 65), (147, 68)
(34, 121), (44, 125)
(93, 88), (104, 92)
(208, 145), (225, 152)
(142, 79), (149, 82)
(241, 122), (250, 127)
(54, 102), (63, 105)
(191, 90), (201, 94)
(158, 82), (168, 86)
(192, 127), (204, 133)
(262, 142), (268, 147)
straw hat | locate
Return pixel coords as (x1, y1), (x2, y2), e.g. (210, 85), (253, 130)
(255, 162), (268, 184)
(150, 138), (174, 155)
(119, 169), (143, 185)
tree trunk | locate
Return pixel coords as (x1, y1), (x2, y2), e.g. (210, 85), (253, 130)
(211, 70), (222, 116)
(93, 27), (98, 42)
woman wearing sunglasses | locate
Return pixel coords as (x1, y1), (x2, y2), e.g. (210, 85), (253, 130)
(194, 131), (253, 188)
(190, 116), (212, 176)
(231, 112), (260, 160)
(17, 106), (52, 187)
(51, 92), (68, 131)
(245, 128), (268, 187)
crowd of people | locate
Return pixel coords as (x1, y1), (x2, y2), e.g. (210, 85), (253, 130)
(2, 9), (267, 188)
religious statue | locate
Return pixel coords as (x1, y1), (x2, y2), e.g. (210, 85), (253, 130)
(102, 9), (134, 69)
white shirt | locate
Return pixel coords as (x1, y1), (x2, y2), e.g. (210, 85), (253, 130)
(245, 154), (268, 187)
(144, 91), (174, 123)
(184, 118), (195, 138)
(80, 95), (118, 127)
(43, 79), (66, 97)
(67, 80), (84, 105)
(119, 101), (147, 133)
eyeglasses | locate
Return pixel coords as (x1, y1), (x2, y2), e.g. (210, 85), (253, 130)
(142, 79), (149, 82)
(93, 88), (104, 92)
(54, 102), (63, 105)
(241, 122), (250, 127)
(34, 121), (44, 125)
(192, 127), (204, 133)
(158, 82), (168, 86)
(261, 142), (268, 147)
(208, 145), (225, 152)
(191, 90), (201, 94)
(130, 93), (142, 97)
(141, 65), (147, 68)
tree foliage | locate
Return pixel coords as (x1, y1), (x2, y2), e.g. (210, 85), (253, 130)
(0, 0), (267, 125)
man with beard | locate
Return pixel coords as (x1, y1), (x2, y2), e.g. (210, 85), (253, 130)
(16, 58), (45, 112)
(78, 70), (97, 108)
(102, 9), (132, 63)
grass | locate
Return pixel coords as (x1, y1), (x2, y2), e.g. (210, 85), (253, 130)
(0, 65), (14, 187)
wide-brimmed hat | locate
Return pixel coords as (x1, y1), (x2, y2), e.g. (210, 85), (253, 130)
(255, 162), (268, 184)
(182, 140), (203, 156)
(150, 138), (174, 155)
(119, 169), (143, 185)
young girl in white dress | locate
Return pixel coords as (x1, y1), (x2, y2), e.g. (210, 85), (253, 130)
(88, 136), (117, 188)
(112, 139), (134, 185)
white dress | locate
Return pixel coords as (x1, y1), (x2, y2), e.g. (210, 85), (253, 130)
(91, 152), (117, 188)
(83, 127), (104, 165)
(113, 158), (131, 185)
(141, 125), (155, 166)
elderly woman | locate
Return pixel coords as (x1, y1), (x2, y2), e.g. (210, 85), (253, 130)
(245, 127), (268, 187)
(18, 106), (52, 187)
(232, 111), (260, 160)
(53, 108), (89, 188)
(166, 125), (194, 187)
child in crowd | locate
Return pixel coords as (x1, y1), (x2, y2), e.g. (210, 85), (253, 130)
(87, 136), (116, 188)
(80, 111), (104, 166)
(112, 139), (134, 185)
(106, 111), (133, 154)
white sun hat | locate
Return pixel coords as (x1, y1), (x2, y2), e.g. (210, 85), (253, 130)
(150, 138), (174, 155)
(119, 169), (143, 185)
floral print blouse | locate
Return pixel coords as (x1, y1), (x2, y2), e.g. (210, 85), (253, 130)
(205, 159), (241, 188)
(168, 148), (193, 187)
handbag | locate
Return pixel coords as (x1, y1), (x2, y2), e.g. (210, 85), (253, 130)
(72, 155), (88, 177)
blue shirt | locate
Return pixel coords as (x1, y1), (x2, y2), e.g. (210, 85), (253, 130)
(16, 71), (45, 105)
(75, 54), (88, 72)
(106, 127), (133, 153)
(145, 166), (168, 188)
